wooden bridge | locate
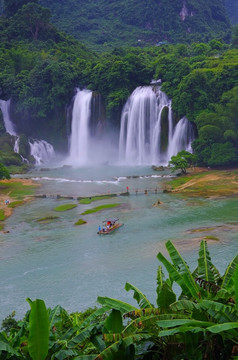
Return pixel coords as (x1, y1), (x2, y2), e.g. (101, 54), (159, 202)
(33, 187), (164, 200)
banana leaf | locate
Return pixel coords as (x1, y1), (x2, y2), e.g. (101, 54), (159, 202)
(80, 306), (111, 329)
(200, 300), (238, 323)
(157, 319), (213, 328)
(157, 251), (199, 299)
(207, 322), (238, 334)
(157, 252), (189, 296)
(156, 265), (164, 293)
(123, 313), (188, 337)
(157, 282), (176, 309)
(170, 300), (200, 313)
(74, 356), (98, 360)
(95, 333), (151, 360)
(221, 254), (238, 290)
(158, 326), (205, 337)
(197, 240), (215, 283)
(104, 309), (123, 334)
(235, 264), (238, 309)
(0, 333), (20, 356)
(97, 297), (137, 313)
(27, 298), (49, 360)
(51, 348), (79, 360)
(125, 282), (153, 309)
(166, 241), (200, 299)
(68, 323), (104, 348)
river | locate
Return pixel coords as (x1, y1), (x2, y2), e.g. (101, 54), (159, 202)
(0, 165), (237, 322)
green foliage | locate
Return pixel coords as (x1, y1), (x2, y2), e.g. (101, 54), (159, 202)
(0, 163), (11, 179)
(3, 0), (38, 17)
(74, 218), (87, 226)
(169, 150), (197, 174)
(8, 200), (24, 208)
(27, 298), (49, 360)
(54, 203), (77, 211)
(81, 203), (119, 215)
(39, 0), (231, 51)
(79, 194), (117, 204)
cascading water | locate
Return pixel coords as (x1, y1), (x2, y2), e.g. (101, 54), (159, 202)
(68, 89), (93, 165)
(119, 86), (194, 165)
(0, 99), (17, 136)
(167, 116), (195, 160)
(0, 99), (55, 164)
(29, 139), (55, 165)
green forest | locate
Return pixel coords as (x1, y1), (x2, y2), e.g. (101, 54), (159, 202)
(0, 0), (238, 168)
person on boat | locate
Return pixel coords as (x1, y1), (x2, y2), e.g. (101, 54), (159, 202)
(98, 225), (101, 232)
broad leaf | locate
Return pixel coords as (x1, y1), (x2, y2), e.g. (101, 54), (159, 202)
(197, 240), (215, 283)
(157, 319), (213, 328)
(27, 298), (49, 360)
(207, 322), (238, 334)
(97, 297), (137, 313)
(125, 282), (153, 309)
(104, 309), (123, 334)
(80, 305), (111, 329)
(157, 252), (190, 297)
(166, 241), (200, 299)
(221, 254), (238, 290)
(157, 283), (176, 309)
(170, 300), (200, 313)
(95, 333), (151, 360)
(156, 265), (164, 293)
(235, 264), (238, 309)
(0, 337), (20, 356)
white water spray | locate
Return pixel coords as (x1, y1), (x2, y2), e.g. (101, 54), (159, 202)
(119, 86), (194, 165)
(68, 89), (93, 165)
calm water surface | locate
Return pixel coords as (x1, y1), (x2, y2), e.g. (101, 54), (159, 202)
(0, 165), (237, 321)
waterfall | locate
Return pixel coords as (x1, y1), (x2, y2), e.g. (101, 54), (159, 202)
(167, 116), (195, 160)
(119, 86), (195, 165)
(0, 98), (55, 165)
(29, 139), (55, 165)
(68, 89), (93, 165)
(0, 99), (17, 135)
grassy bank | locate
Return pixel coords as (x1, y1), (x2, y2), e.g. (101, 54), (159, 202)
(166, 168), (238, 197)
(0, 179), (39, 231)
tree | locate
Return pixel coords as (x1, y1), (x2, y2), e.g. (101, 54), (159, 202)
(169, 150), (197, 174)
(0, 163), (11, 179)
(3, 0), (38, 17)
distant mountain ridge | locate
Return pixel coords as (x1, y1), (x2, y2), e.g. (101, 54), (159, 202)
(0, 0), (237, 50)
(224, 0), (238, 25)
(37, 0), (232, 50)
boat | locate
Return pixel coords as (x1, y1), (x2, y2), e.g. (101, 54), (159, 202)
(97, 218), (123, 235)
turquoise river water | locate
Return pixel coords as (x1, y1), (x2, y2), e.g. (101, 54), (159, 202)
(0, 165), (238, 322)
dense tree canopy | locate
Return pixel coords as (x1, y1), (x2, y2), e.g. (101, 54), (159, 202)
(0, 0), (238, 167)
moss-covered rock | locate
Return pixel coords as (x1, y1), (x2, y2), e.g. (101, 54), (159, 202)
(74, 219), (87, 226)
(160, 106), (169, 153)
(18, 134), (31, 159)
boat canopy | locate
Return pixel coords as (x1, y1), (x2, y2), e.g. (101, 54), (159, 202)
(103, 218), (119, 224)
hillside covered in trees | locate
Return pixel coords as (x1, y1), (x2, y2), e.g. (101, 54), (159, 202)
(0, 0), (238, 168)
(0, 0), (234, 51)
(39, 0), (232, 51)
